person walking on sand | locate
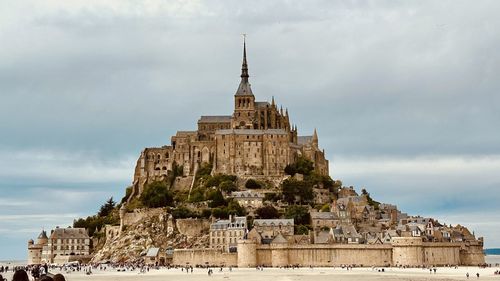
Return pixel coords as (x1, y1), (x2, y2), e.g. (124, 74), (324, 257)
(466, 272), (469, 279)
(476, 272), (479, 278)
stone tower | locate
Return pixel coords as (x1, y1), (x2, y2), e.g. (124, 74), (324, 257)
(232, 38), (256, 129)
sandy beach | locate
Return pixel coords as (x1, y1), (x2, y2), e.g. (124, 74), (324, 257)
(2, 266), (500, 281)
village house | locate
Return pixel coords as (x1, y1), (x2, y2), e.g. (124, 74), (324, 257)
(209, 215), (247, 252)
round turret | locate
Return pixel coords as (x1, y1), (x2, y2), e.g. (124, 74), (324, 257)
(392, 237), (424, 266)
(36, 230), (48, 246)
(237, 240), (257, 268)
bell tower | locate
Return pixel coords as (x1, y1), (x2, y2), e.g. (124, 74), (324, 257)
(232, 35), (256, 129)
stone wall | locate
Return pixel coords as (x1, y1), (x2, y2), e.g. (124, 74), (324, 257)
(176, 218), (210, 237)
(423, 243), (460, 266)
(233, 237), (484, 267)
(122, 208), (165, 227)
(252, 244), (392, 267)
(173, 249), (237, 266)
(459, 242), (485, 266)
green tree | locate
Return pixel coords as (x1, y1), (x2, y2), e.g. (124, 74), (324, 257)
(245, 179), (261, 189)
(220, 180), (237, 193)
(285, 156), (314, 176)
(295, 225), (310, 235)
(207, 189), (227, 208)
(285, 205), (310, 225)
(211, 207), (229, 219)
(121, 186), (133, 204)
(98, 197), (116, 217)
(226, 199), (246, 216)
(140, 181), (174, 208)
(256, 205), (280, 219)
(282, 179), (314, 204)
(172, 206), (198, 219)
(320, 203), (330, 212)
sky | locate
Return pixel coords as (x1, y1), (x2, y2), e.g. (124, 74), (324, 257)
(1, 0), (499, 260)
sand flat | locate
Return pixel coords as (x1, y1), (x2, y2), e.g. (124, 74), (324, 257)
(2, 266), (500, 281)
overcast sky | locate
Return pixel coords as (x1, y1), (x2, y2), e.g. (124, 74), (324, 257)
(1, 0), (499, 260)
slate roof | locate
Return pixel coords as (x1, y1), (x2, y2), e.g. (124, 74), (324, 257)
(146, 247), (160, 257)
(231, 191), (264, 199)
(235, 80), (254, 96)
(271, 233), (288, 244)
(198, 116), (232, 123)
(253, 219), (294, 226)
(310, 212), (338, 220)
(50, 228), (89, 239)
(297, 136), (312, 145)
(215, 129), (287, 135)
(211, 216), (247, 230)
(255, 101), (270, 108)
(38, 230), (48, 239)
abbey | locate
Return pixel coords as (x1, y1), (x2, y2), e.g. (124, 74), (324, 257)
(131, 41), (329, 196)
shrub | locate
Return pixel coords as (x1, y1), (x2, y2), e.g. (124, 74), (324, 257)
(285, 205), (310, 225)
(284, 156), (314, 176)
(295, 225), (310, 235)
(121, 186), (133, 204)
(211, 207), (229, 219)
(140, 181), (174, 208)
(226, 199), (246, 216)
(256, 205), (279, 219)
(264, 192), (280, 202)
(207, 189), (227, 208)
(171, 206), (199, 219)
(320, 204), (330, 212)
(282, 179), (314, 204)
(220, 180), (237, 193)
(245, 179), (261, 189)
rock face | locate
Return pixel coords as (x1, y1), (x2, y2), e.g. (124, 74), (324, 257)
(91, 208), (209, 263)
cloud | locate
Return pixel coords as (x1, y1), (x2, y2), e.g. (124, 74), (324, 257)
(0, 0), (499, 259)
(0, 149), (134, 183)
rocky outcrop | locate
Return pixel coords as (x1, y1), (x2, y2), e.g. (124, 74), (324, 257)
(91, 208), (210, 263)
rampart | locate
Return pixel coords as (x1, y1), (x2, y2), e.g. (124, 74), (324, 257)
(175, 218), (210, 237)
(173, 249), (237, 266)
(122, 208), (165, 227)
(172, 237), (484, 268)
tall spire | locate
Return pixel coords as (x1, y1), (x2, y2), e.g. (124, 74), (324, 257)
(235, 34), (253, 96)
(312, 128), (319, 147)
(241, 35), (249, 82)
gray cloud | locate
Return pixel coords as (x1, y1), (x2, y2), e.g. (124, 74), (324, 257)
(0, 0), (499, 259)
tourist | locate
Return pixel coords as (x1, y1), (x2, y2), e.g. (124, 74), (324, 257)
(466, 272), (469, 279)
(12, 270), (29, 281)
(53, 274), (66, 281)
(0, 274), (5, 281)
(39, 276), (53, 281)
(476, 272), (480, 278)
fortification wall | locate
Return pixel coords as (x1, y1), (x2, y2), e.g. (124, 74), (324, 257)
(175, 218), (210, 237)
(256, 246), (272, 266)
(459, 243), (485, 265)
(237, 240), (257, 268)
(122, 208), (165, 227)
(250, 244), (392, 267)
(423, 243), (460, 266)
(173, 249), (237, 266)
(288, 245), (392, 266)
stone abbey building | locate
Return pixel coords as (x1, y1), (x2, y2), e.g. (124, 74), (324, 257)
(131, 41), (329, 196)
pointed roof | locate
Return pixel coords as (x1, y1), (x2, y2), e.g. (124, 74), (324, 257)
(312, 128), (318, 143)
(38, 230), (48, 240)
(235, 37), (254, 96)
(271, 233), (288, 244)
